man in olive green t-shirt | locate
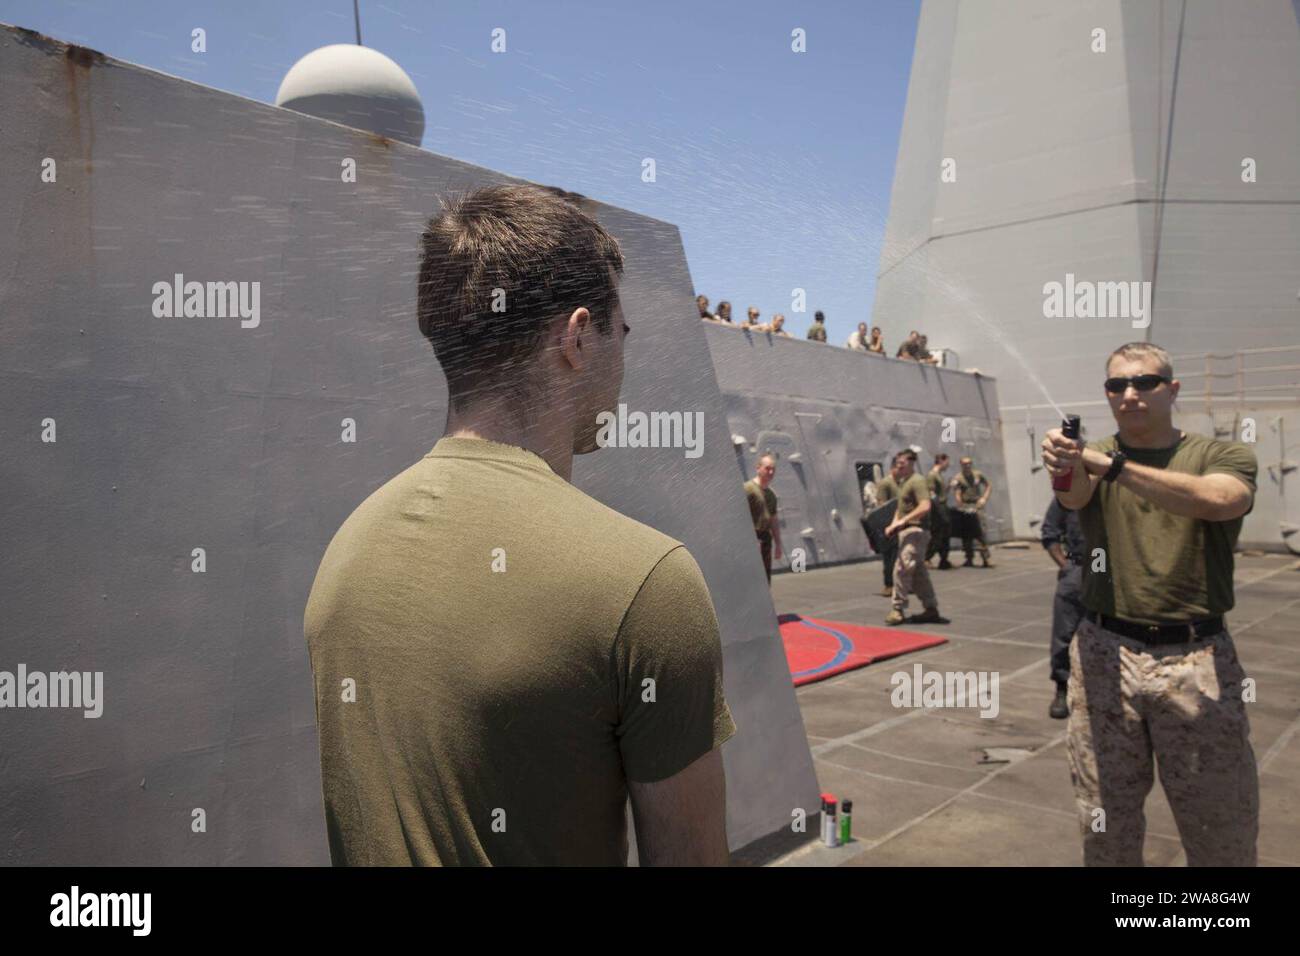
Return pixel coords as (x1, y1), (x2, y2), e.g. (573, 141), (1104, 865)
(1043, 342), (1258, 867)
(883, 450), (942, 626)
(950, 457), (993, 567)
(873, 461), (901, 594)
(743, 454), (782, 584)
(806, 310), (828, 342)
(924, 453), (953, 570)
(305, 184), (736, 866)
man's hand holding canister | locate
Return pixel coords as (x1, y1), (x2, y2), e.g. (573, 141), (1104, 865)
(1042, 428), (1110, 508)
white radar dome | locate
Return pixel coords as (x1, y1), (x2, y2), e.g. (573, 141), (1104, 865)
(275, 44), (425, 146)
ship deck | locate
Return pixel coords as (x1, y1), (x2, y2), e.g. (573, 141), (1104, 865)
(756, 545), (1300, 866)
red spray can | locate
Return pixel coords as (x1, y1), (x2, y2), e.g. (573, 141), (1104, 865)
(1051, 415), (1082, 492)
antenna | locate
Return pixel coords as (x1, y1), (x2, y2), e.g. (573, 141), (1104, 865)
(353, 0), (363, 45)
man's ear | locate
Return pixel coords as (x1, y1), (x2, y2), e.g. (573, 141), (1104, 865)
(560, 307), (591, 370)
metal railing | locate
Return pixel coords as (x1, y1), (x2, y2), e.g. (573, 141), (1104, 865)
(1171, 345), (1300, 415)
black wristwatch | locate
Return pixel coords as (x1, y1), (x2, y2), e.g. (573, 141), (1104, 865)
(1103, 450), (1127, 483)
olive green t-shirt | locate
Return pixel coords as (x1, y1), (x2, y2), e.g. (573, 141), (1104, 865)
(1078, 432), (1257, 624)
(744, 479), (778, 537)
(304, 437), (736, 866)
(953, 469), (988, 505)
(875, 475), (898, 505)
(925, 470), (946, 500)
(896, 473), (931, 530)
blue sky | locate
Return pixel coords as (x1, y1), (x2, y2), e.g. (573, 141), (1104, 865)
(2, 0), (919, 343)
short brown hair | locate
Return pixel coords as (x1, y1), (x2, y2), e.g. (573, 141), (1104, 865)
(417, 184), (624, 408)
(1107, 341), (1173, 379)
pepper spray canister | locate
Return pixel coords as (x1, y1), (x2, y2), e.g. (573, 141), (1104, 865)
(838, 799), (853, 845)
(1051, 415), (1082, 492)
(821, 794), (839, 848)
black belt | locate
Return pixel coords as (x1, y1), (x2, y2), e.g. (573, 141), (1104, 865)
(1084, 610), (1223, 644)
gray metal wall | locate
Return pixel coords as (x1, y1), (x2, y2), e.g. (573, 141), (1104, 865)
(704, 323), (1011, 566)
(872, 0), (1300, 549)
(0, 24), (817, 863)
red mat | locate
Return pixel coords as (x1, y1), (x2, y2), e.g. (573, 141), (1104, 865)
(778, 613), (948, 686)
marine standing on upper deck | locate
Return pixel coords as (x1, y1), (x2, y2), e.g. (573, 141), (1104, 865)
(806, 310), (828, 342)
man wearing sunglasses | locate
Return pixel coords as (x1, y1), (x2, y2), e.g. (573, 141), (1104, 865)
(1041, 342), (1258, 867)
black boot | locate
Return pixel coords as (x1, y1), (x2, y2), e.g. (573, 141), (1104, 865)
(1049, 682), (1068, 719)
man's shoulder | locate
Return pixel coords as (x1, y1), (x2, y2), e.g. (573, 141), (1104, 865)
(560, 480), (683, 550)
(1179, 432), (1258, 484)
(1180, 431), (1256, 461)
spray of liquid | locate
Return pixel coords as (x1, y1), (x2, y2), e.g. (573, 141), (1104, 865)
(898, 258), (1067, 420)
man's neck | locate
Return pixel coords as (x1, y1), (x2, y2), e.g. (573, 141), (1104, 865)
(445, 406), (577, 482)
(1117, 421), (1181, 449)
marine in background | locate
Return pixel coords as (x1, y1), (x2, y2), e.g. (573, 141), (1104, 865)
(874, 459), (901, 596)
(1040, 498), (1087, 719)
(883, 449), (943, 626)
(806, 310), (828, 342)
(744, 454), (783, 585)
(925, 453), (953, 570)
(950, 457), (993, 567)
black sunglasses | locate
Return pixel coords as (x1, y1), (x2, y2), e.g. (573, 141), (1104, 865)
(1104, 374), (1170, 394)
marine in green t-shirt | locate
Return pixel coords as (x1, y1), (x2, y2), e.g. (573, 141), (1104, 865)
(875, 474), (899, 505)
(744, 478), (777, 536)
(305, 437), (737, 866)
(924, 455), (954, 568)
(896, 472), (931, 531)
(925, 470), (944, 498)
(806, 311), (828, 342)
(950, 458), (993, 566)
(743, 455), (782, 583)
(952, 468), (988, 506)
(1042, 342), (1261, 868)
(306, 182), (736, 867)
(1077, 432), (1256, 624)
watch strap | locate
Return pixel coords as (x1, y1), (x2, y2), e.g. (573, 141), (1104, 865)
(1103, 451), (1127, 483)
